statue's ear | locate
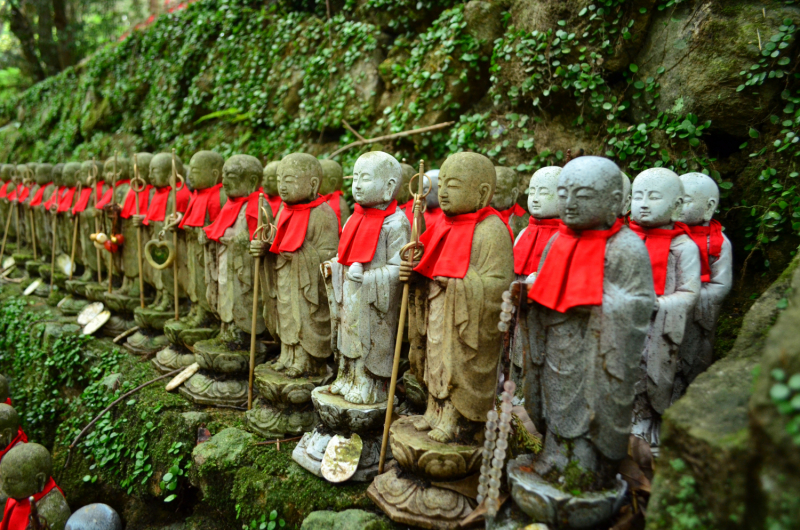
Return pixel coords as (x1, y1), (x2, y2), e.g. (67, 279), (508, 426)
(479, 183), (493, 209)
(35, 472), (47, 493)
(510, 186), (519, 205)
(212, 169), (220, 183)
(385, 177), (397, 202)
(705, 197), (717, 221)
(310, 176), (320, 196)
(671, 195), (684, 222)
(610, 189), (623, 213)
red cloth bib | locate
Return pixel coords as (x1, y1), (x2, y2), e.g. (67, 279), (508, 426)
(0, 182), (10, 200)
(399, 200), (414, 225)
(71, 183), (103, 214)
(4, 398), (10, 406)
(0, 427), (27, 463)
(630, 220), (690, 296)
(180, 183), (223, 228)
(142, 185), (191, 225)
(266, 193), (282, 218)
(514, 217), (563, 275)
(414, 207), (512, 280)
(0, 477), (63, 530)
(528, 219), (624, 312)
(95, 179), (129, 210)
(29, 183), (53, 208)
(43, 186), (62, 210)
(269, 195), (328, 253)
(337, 201), (397, 267)
(497, 203), (526, 225)
(56, 187), (77, 213)
(120, 185), (152, 219)
(12, 185), (30, 203)
(687, 220), (724, 283)
(424, 206), (444, 232)
(203, 191), (261, 243)
(324, 191), (343, 230)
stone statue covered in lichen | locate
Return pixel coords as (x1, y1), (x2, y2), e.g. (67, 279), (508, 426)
(319, 158), (351, 230)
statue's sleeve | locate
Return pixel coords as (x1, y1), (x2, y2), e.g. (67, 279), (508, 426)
(363, 215), (410, 315)
(514, 225), (527, 246)
(296, 205), (340, 308)
(658, 236), (701, 345)
(696, 234), (732, 329)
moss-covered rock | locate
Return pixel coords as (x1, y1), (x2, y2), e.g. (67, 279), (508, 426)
(300, 509), (394, 530)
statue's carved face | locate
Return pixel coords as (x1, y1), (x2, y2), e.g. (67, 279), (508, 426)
(0, 447), (49, 500)
(149, 155), (173, 188)
(631, 169), (683, 228)
(262, 162), (280, 196)
(62, 164), (80, 187)
(34, 166), (52, 186)
(188, 155), (221, 191)
(396, 164), (415, 204)
(557, 157), (622, 230)
(52, 165), (64, 186)
(319, 160), (343, 195)
(222, 160), (259, 199)
(352, 153), (399, 208)
(277, 165), (319, 204)
(0, 166), (12, 182)
(528, 167), (560, 219)
(491, 168), (520, 211)
(438, 157), (493, 216)
(78, 163), (98, 187)
(679, 173), (718, 225)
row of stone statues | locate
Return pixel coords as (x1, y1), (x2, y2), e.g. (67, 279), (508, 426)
(0, 150), (731, 529)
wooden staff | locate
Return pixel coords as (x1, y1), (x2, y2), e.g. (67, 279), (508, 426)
(248, 195), (273, 410)
(0, 192), (13, 260)
(49, 200), (58, 289)
(108, 152), (118, 294)
(69, 182), (82, 280)
(91, 159), (103, 284)
(378, 160), (427, 474)
(133, 154), (146, 309)
(13, 169), (20, 250)
(27, 168), (37, 261)
(170, 149), (184, 321)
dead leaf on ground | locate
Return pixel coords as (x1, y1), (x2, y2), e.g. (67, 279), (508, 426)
(619, 456), (651, 494)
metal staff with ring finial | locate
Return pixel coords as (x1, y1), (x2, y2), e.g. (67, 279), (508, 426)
(248, 195), (276, 410)
(168, 149), (185, 321)
(90, 159), (103, 284)
(378, 159), (429, 474)
(132, 154), (147, 309)
(68, 181), (83, 280)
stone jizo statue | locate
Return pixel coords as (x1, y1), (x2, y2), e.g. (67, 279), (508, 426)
(319, 158), (351, 230)
(262, 160), (282, 217)
(0, 443), (70, 530)
(629, 168), (700, 447)
(677, 172), (732, 388)
(492, 166), (527, 237)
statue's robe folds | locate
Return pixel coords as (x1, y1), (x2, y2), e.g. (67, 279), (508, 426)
(207, 206), (265, 333)
(678, 231), (731, 387)
(409, 215), (514, 423)
(77, 182), (107, 275)
(181, 187), (224, 314)
(524, 227), (655, 461)
(636, 234), (701, 418)
(109, 182), (137, 282)
(270, 203), (338, 360)
(330, 209), (410, 378)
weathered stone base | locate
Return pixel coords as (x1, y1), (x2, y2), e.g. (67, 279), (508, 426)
(124, 329), (169, 355)
(99, 315), (134, 338)
(389, 416), (481, 481)
(152, 344), (196, 374)
(57, 294), (89, 316)
(25, 259), (44, 277)
(292, 428), (390, 482)
(105, 291), (149, 314)
(163, 319), (218, 348)
(134, 306), (176, 331)
(507, 454), (627, 529)
(367, 466), (474, 530)
(64, 279), (89, 298)
(178, 371), (250, 407)
(193, 338), (265, 374)
(84, 282), (111, 302)
(253, 364), (331, 406)
(245, 400), (319, 439)
(312, 385), (390, 434)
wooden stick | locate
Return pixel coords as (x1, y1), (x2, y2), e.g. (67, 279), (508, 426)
(29, 206), (37, 261)
(108, 152), (118, 294)
(255, 435), (302, 446)
(342, 120), (367, 142)
(248, 194), (266, 411)
(329, 122), (455, 158)
(132, 156), (146, 309)
(113, 325), (140, 343)
(63, 367), (183, 470)
(0, 204), (13, 260)
(69, 215), (79, 280)
(92, 160), (103, 284)
(378, 159), (425, 474)
(171, 149), (181, 321)
(49, 212), (57, 289)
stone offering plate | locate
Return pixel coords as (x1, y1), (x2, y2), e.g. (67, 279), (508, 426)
(311, 385), (392, 434)
(77, 302), (105, 326)
(293, 427), (390, 483)
(193, 338), (265, 375)
(389, 416), (482, 481)
(23, 279), (41, 296)
(82, 310), (111, 336)
(320, 434), (363, 483)
(507, 454), (627, 529)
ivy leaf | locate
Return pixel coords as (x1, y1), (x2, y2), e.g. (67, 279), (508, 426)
(164, 494), (177, 503)
(629, 64), (639, 73)
(771, 383), (791, 402)
(749, 128), (760, 138)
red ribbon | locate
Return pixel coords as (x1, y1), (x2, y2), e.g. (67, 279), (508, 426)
(528, 219), (625, 312)
(630, 220), (691, 296)
(56, 187), (77, 213)
(142, 185), (191, 225)
(497, 203), (526, 225)
(687, 220), (724, 283)
(180, 183), (223, 228)
(513, 217), (563, 275)
(95, 179), (129, 210)
(324, 190), (343, 231)
(120, 185), (152, 219)
(71, 183), (103, 214)
(203, 191), (261, 243)
(0, 182), (10, 200)
(29, 183), (53, 208)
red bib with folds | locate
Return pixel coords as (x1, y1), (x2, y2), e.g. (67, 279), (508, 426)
(180, 183), (223, 228)
(337, 201), (397, 266)
(324, 190), (343, 231)
(203, 191), (261, 243)
(0, 427), (27, 463)
(630, 220), (690, 296)
(56, 187), (76, 213)
(497, 203), (526, 225)
(414, 207), (512, 280)
(528, 219), (624, 312)
(142, 185), (191, 225)
(259, 189), (282, 218)
(95, 180), (129, 210)
(29, 183), (53, 208)
(269, 195), (328, 253)
(423, 206), (444, 232)
(1, 477), (62, 530)
(0, 182), (10, 200)
(687, 220), (724, 283)
(514, 217), (563, 275)
(43, 186), (63, 210)
(120, 185), (152, 219)
(11, 185), (30, 203)
(71, 183), (103, 214)
(399, 200), (414, 225)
